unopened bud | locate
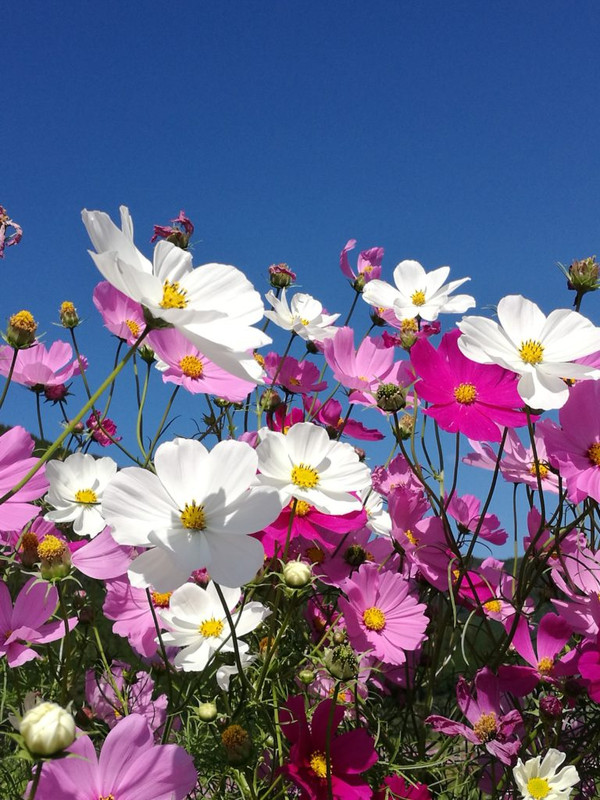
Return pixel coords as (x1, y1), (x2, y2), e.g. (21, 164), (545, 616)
(282, 560), (312, 588)
(376, 382), (407, 412)
(20, 701), (76, 756)
(268, 263), (296, 289)
(567, 256), (599, 294)
(298, 668), (315, 685)
(7, 310), (37, 348)
(324, 643), (358, 680)
(59, 301), (80, 328)
(395, 413), (415, 440)
(259, 388), (282, 412)
(197, 701), (218, 722)
(37, 535), (71, 580)
(539, 694), (563, 721)
(138, 344), (155, 364)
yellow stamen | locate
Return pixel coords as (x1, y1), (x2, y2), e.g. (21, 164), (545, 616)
(159, 280), (188, 309)
(151, 591), (172, 608)
(405, 530), (418, 546)
(473, 711), (497, 742)
(305, 545), (325, 564)
(453, 382), (477, 404)
(221, 724), (249, 748)
(60, 301), (75, 315)
(363, 606), (386, 631)
(401, 317), (418, 332)
(20, 531), (39, 554)
(37, 535), (67, 563)
(75, 488), (97, 504)
(588, 442), (600, 467)
(411, 290), (426, 307)
(180, 501), (206, 530)
(529, 461), (550, 479)
(125, 318), (140, 338)
(199, 617), (224, 638)
(537, 656), (554, 676)
(292, 499), (312, 517)
(291, 463), (319, 489)
(519, 339), (544, 365)
(300, 317), (310, 325)
(254, 352), (265, 368)
(309, 751), (329, 779)
(9, 310), (37, 333)
(179, 354), (204, 379)
(484, 599), (502, 613)
(526, 777), (550, 799)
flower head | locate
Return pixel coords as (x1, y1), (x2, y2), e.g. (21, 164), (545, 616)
(513, 748), (579, 800)
(264, 288), (339, 342)
(0, 426), (49, 533)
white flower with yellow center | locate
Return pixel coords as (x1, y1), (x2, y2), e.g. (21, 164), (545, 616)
(82, 206), (270, 382)
(45, 452), (117, 537)
(513, 748), (579, 800)
(255, 422), (371, 515)
(158, 581), (269, 672)
(457, 295), (600, 410)
(362, 259), (475, 322)
(264, 289), (339, 341)
(101, 437), (283, 591)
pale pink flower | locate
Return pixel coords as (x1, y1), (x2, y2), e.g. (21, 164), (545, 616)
(340, 239), (384, 285)
(0, 426), (49, 533)
(264, 351), (327, 394)
(322, 327), (396, 393)
(92, 281), (146, 345)
(0, 341), (85, 389)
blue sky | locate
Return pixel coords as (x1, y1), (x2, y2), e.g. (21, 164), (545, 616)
(3, 1), (600, 550)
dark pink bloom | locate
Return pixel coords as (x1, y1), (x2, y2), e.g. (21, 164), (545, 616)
(339, 562), (428, 666)
(264, 351), (328, 394)
(382, 319), (441, 345)
(0, 205), (23, 258)
(578, 638), (600, 702)
(33, 713), (197, 800)
(411, 330), (528, 442)
(372, 453), (422, 497)
(0, 577), (77, 667)
(150, 209), (194, 246)
(86, 409), (121, 447)
(279, 695), (377, 799)
(340, 239), (383, 285)
(0, 426), (49, 532)
(446, 493), (508, 545)
(427, 667), (522, 765)
(309, 526), (398, 587)
(304, 396), (384, 442)
(374, 775), (432, 800)
(0, 341), (85, 390)
(93, 281), (146, 345)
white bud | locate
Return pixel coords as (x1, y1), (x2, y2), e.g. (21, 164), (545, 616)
(20, 701), (75, 756)
(282, 560), (312, 588)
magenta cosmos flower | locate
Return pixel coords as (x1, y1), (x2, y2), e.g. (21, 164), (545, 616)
(340, 239), (384, 286)
(374, 775), (432, 800)
(32, 713), (197, 800)
(0, 341), (85, 390)
(0, 577), (77, 667)
(0, 426), (49, 532)
(339, 562), (428, 666)
(279, 695), (377, 799)
(411, 329), (528, 442)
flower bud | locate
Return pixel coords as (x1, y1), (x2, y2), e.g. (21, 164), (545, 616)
(298, 668), (315, 685)
(44, 384), (70, 403)
(268, 263), (296, 289)
(6, 310), (37, 348)
(221, 724), (252, 764)
(539, 694), (563, 721)
(197, 701), (218, 722)
(19, 531), (40, 568)
(395, 413), (415, 440)
(376, 382), (407, 412)
(259, 388), (282, 412)
(37, 535), (71, 580)
(324, 643), (358, 680)
(282, 560), (312, 588)
(138, 344), (155, 363)
(567, 256), (599, 295)
(370, 307), (387, 327)
(20, 701), (76, 756)
(59, 301), (80, 328)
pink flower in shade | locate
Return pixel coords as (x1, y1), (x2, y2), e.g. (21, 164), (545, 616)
(463, 429), (559, 493)
(304, 396), (384, 442)
(578, 637), (600, 702)
(92, 281), (146, 345)
(427, 667), (522, 765)
(32, 713), (197, 800)
(411, 329), (529, 442)
(0, 578), (77, 667)
(498, 613), (576, 697)
(305, 526), (398, 588)
(340, 239), (384, 285)
(322, 327), (396, 394)
(103, 577), (169, 659)
(86, 409), (121, 447)
(539, 380), (600, 504)
(85, 661), (167, 735)
(148, 327), (256, 401)
(374, 775), (432, 800)
(264, 351), (328, 394)
(455, 557), (528, 624)
(0, 426), (49, 533)
(446, 492), (508, 545)
(394, 514), (456, 592)
(279, 695), (378, 800)
(0, 341), (85, 390)
(372, 453), (423, 497)
(0, 205), (23, 258)
(339, 562), (428, 666)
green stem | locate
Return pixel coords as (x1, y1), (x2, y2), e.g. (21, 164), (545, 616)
(0, 347), (18, 411)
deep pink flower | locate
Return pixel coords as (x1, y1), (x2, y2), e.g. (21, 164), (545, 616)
(0, 341), (85, 390)
(0, 205), (23, 258)
(340, 239), (383, 285)
(411, 329), (528, 441)
(93, 281), (146, 345)
(374, 775), (432, 800)
(279, 695), (378, 799)
(0, 426), (49, 532)
(372, 453), (422, 497)
(86, 409), (121, 446)
(304, 396), (384, 442)
(339, 562), (428, 666)
(33, 713), (197, 800)
(309, 526), (398, 587)
(578, 638), (600, 702)
(264, 351), (327, 394)
(0, 577), (77, 667)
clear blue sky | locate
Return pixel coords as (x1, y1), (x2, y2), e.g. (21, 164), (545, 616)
(3, 1), (600, 551)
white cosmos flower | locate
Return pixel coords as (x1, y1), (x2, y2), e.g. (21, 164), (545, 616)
(255, 422), (371, 515)
(82, 206), (270, 382)
(45, 453), (117, 537)
(264, 289), (339, 342)
(457, 295), (600, 410)
(158, 581), (269, 673)
(361, 487), (392, 537)
(513, 748), (579, 800)
(362, 259), (475, 322)
(101, 437), (283, 592)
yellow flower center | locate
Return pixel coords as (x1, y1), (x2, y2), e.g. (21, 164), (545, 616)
(288, 377), (301, 386)
(254, 352), (265, 368)
(305, 545), (325, 564)
(259, 635), (275, 654)
(291, 463), (319, 489)
(588, 442), (600, 467)
(179, 354), (204, 378)
(159, 280), (188, 309)
(411, 290), (426, 307)
(99, 795), (115, 800)
(519, 339), (544, 365)
(529, 461), (550, 479)
(221, 724), (249, 748)
(300, 317), (310, 326)
(484, 599), (502, 613)
(401, 317), (418, 332)
(453, 382), (477, 404)
(180, 501), (206, 530)
(292, 499), (312, 517)
(199, 617), (224, 638)
(151, 591), (172, 608)
(405, 530), (418, 546)
(37, 535), (67, 563)
(125, 318), (140, 338)
(473, 711), (498, 742)
(75, 488), (98, 505)
(309, 751), (329, 779)
(526, 777), (551, 799)
(537, 656), (554, 675)
(363, 606), (386, 631)
(9, 310), (37, 333)
(60, 301), (76, 315)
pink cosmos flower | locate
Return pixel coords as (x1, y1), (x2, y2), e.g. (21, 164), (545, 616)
(0, 426), (49, 532)
(32, 713), (197, 800)
(339, 562), (428, 666)
(0, 577), (77, 667)
(308, 526), (398, 587)
(340, 239), (384, 285)
(322, 327), (395, 394)
(540, 381), (600, 504)
(279, 695), (378, 799)
(103, 577), (169, 658)
(374, 775), (432, 800)
(411, 329), (529, 442)
(264, 351), (327, 394)
(578, 637), (600, 702)
(446, 493), (508, 545)
(304, 396), (384, 441)
(0, 205), (23, 258)
(92, 281), (146, 345)
(455, 557), (528, 624)
(0, 341), (85, 390)
(86, 409), (121, 447)
(149, 327), (256, 402)
(427, 667), (522, 765)
(372, 453), (423, 497)
(71, 526), (133, 580)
